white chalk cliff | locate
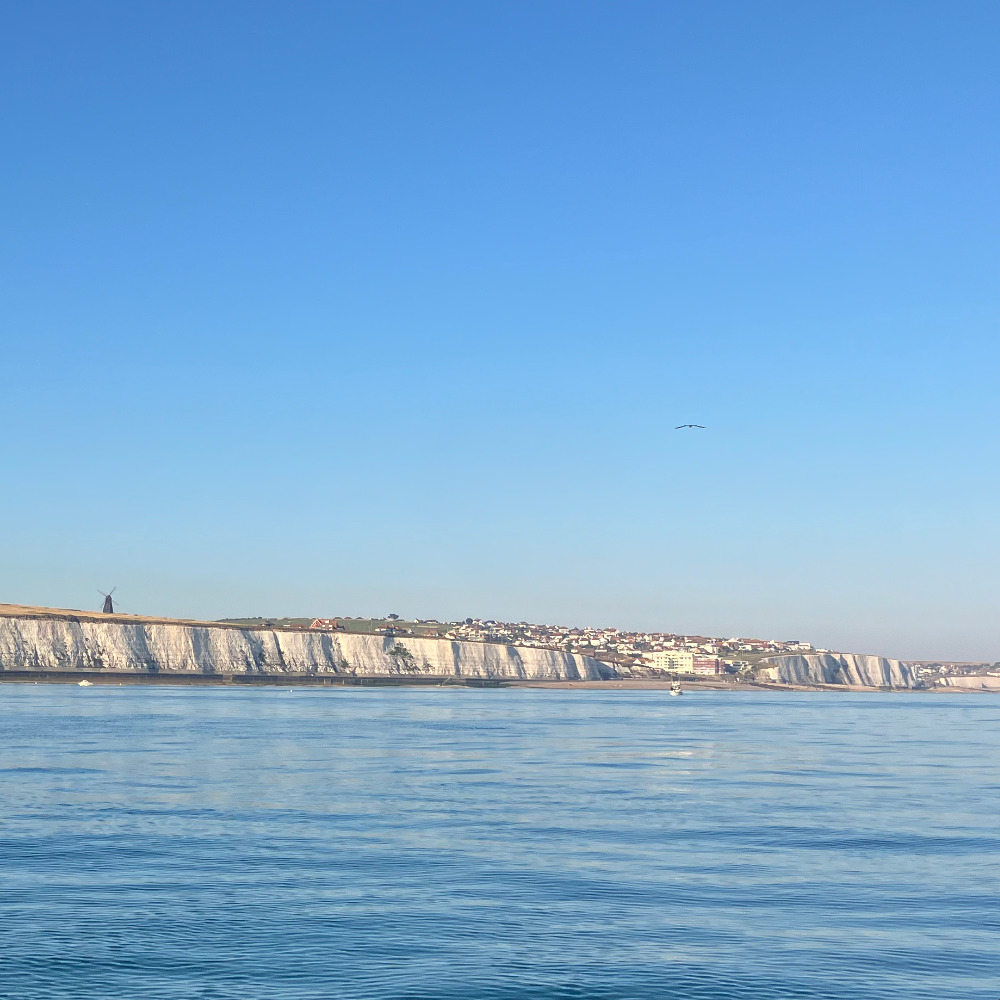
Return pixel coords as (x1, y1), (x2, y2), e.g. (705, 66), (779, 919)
(937, 675), (1000, 690)
(0, 613), (614, 681)
(758, 653), (918, 689)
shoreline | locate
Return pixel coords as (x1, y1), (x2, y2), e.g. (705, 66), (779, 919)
(0, 671), (993, 692)
(505, 678), (987, 693)
(1, 604), (992, 692)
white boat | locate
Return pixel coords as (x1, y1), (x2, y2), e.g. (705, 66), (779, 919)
(669, 681), (682, 696)
(77, 679), (93, 687)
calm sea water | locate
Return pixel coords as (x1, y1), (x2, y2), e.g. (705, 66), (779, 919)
(0, 687), (997, 1000)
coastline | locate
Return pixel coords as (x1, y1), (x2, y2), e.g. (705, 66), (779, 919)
(0, 604), (994, 693)
(505, 678), (990, 693)
(0, 671), (994, 692)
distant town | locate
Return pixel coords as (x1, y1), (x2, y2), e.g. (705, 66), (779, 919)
(224, 614), (823, 676)
(435, 618), (818, 675)
(217, 614), (1000, 684)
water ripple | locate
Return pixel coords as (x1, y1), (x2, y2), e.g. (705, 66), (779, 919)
(0, 687), (997, 999)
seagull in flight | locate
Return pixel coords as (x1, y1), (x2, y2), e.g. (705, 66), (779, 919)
(675, 424), (705, 429)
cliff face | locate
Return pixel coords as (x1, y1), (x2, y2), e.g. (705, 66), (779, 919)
(937, 675), (1000, 691)
(758, 653), (918, 689)
(0, 615), (614, 681)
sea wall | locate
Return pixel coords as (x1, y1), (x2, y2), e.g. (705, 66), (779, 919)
(758, 653), (918, 689)
(0, 615), (614, 681)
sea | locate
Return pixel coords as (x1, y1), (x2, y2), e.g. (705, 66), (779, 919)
(0, 686), (997, 1000)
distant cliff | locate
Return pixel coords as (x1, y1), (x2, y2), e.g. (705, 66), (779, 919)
(758, 653), (919, 689)
(0, 610), (613, 681)
(936, 675), (1000, 691)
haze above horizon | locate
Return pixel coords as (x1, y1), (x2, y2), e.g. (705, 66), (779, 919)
(2, 1), (999, 661)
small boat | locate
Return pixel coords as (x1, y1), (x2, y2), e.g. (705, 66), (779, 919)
(669, 681), (682, 697)
(77, 679), (93, 687)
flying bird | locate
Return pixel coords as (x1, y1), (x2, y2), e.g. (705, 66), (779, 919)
(675, 424), (705, 429)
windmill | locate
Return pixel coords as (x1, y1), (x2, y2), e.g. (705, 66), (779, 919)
(98, 588), (117, 614)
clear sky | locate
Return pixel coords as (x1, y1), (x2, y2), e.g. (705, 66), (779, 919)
(2, 2), (999, 660)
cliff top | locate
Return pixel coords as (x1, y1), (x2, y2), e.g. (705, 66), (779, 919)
(0, 603), (264, 631)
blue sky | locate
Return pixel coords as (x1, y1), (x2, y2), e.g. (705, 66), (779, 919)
(2, 1), (999, 659)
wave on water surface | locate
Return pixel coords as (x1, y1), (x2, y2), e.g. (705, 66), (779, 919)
(0, 687), (997, 1000)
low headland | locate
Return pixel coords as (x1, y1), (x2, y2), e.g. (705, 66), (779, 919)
(0, 603), (996, 692)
